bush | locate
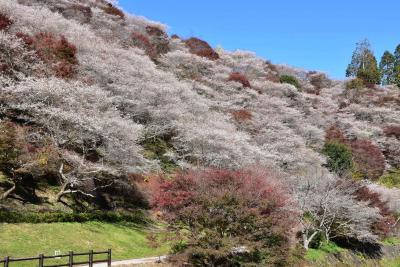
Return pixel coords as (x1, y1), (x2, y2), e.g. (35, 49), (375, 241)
(308, 72), (331, 94)
(266, 73), (280, 83)
(102, 3), (124, 19)
(379, 169), (400, 189)
(0, 122), (19, 174)
(231, 109), (252, 122)
(384, 125), (400, 139)
(350, 139), (385, 181)
(150, 168), (295, 266)
(18, 32), (78, 78)
(353, 186), (397, 237)
(61, 4), (93, 24)
(0, 211), (149, 224)
(322, 141), (353, 177)
(145, 26), (170, 55)
(325, 125), (347, 144)
(184, 37), (219, 60)
(131, 32), (157, 59)
(280, 75), (301, 89)
(227, 72), (251, 88)
(345, 78), (364, 90)
(141, 136), (177, 173)
(0, 13), (12, 31)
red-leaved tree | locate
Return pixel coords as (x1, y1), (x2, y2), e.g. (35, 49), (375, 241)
(231, 109), (252, 122)
(147, 168), (296, 266)
(350, 139), (385, 181)
(0, 13), (12, 31)
(384, 125), (400, 139)
(184, 37), (220, 60)
(16, 32), (78, 78)
(354, 186), (397, 237)
(227, 72), (251, 88)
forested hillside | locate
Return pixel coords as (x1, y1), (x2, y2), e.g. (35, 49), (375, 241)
(0, 0), (399, 266)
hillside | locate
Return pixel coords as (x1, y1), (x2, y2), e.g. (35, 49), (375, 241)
(0, 0), (399, 266)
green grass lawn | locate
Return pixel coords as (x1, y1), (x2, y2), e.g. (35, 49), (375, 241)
(304, 242), (344, 263)
(0, 222), (170, 266)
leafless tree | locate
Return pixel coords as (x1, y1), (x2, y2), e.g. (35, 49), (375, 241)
(289, 169), (381, 249)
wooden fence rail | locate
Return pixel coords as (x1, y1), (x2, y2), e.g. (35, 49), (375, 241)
(0, 249), (111, 267)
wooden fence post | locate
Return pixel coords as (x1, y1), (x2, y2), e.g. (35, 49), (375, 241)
(4, 256), (9, 267)
(107, 249), (112, 267)
(39, 254), (44, 267)
(89, 250), (93, 267)
(68, 251), (73, 267)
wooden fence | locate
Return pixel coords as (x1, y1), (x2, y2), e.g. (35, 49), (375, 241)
(0, 249), (111, 267)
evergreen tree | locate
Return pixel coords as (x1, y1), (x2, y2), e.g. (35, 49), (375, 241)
(379, 51), (395, 85)
(346, 39), (381, 85)
(394, 44), (400, 65)
(394, 65), (400, 88)
(394, 44), (400, 88)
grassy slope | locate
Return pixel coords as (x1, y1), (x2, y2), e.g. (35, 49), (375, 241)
(305, 241), (400, 267)
(0, 222), (170, 265)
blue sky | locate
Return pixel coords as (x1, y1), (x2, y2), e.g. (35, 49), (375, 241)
(118, 0), (399, 79)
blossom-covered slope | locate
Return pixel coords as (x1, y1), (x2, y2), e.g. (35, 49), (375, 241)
(0, 0), (399, 215)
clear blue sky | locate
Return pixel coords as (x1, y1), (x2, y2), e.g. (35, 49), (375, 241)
(118, 0), (399, 79)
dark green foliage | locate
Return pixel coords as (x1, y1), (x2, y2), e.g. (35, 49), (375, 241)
(395, 45), (400, 88)
(394, 44), (400, 66)
(346, 39), (381, 86)
(356, 53), (381, 86)
(379, 51), (396, 85)
(394, 65), (400, 88)
(379, 169), (400, 188)
(345, 78), (364, 90)
(0, 122), (19, 174)
(142, 136), (177, 173)
(280, 75), (301, 89)
(322, 142), (353, 177)
(0, 210), (149, 224)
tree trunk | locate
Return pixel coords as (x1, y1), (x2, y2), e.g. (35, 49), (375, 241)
(55, 181), (69, 202)
(0, 182), (16, 200)
(303, 230), (319, 250)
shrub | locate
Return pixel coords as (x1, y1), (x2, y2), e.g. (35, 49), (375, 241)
(322, 141), (353, 177)
(354, 186), (397, 237)
(308, 72), (331, 94)
(325, 125), (347, 144)
(384, 125), (400, 139)
(0, 211), (149, 224)
(150, 168), (295, 266)
(350, 139), (385, 181)
(345, 78), (364, 90)
(184, 37), (219, 60)
(145, 26), (170, 55)
(102, 3), (124, 19)
(266, 73), (280, 83)
(131, 32), (157, 59)
(61, 4), (93, 24)
(15, 32), (34, 46)
(0, 13), (12, 31)
(231, 109), (252, 122)
(145, 26), (165, 37)
(227, 72), (251, 88)
(18, 32), (78, 78)
(280, 75), (301, 89)
(141, 136), (177, 173)
(379, 169), (400, 189)
(0, 122), (19, 174)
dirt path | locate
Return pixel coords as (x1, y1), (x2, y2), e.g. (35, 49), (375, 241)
(80, 256), (167, 266)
